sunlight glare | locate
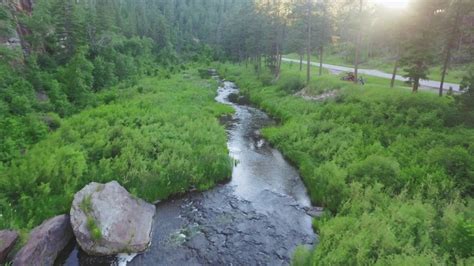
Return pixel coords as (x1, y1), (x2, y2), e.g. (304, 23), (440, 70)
(374, 0), (410, 9)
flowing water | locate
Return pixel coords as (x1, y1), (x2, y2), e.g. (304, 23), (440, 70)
(60, 77), (317, 266)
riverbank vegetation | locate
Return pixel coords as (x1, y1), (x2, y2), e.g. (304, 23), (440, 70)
(218, 63), (474, 264)
(0, 70), (233, 231)
(1, 0), (473, 263)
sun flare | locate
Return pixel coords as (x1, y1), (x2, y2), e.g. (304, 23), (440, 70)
(374, 0), (410, 9)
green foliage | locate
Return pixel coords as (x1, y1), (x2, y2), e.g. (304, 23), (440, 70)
(92, 56), (117, 91)
(439, 200), (474, 259)
(291, 245), (312, 266)
(309, 162), (347, 213)
(0, 70), (233, 230)
(58, 46), (94, 107)
(306, 75), (347, 95)
(221, 63), (474, 264)
(259, 72), (274, 86)
(349, 155), (402, 192)
(198, 69), (211, 79)
(460, 65), (474, 92)
(81, 194), (102, 241)
(456, 66), (474, 126)
(428, 146), (474, 196)
(278, 75), (304, 94)
(398, 1), (438, 92)
(86, 216), (102, 241)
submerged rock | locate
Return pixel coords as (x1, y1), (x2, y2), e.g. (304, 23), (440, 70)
(70, 181), (155, 255)
(13, 215), (73, 266)
(0, 230), (18, 263)
(227, 92), (250, 105)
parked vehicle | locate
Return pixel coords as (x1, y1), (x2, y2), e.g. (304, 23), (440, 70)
(341, 72), (365, 85)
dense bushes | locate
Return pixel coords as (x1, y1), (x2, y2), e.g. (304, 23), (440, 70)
(308, 162), (347, 213)
(219, 63), (474, 264)
(348, 155), (402, 191)
(278, 75), (304, 93)
(0, 70), (233, 231)
(259, 72), (275, 86)
(457, 66), (474, 126)
(0, 33), (162, 166)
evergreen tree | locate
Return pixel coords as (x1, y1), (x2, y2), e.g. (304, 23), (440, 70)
(399, 0), (441, 92)
(59, 46), (93, 107)
(439, 0), (474, 95)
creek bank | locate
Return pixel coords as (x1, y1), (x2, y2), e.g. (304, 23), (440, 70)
(2, 181), (155, 265)
(54, 74), (315, 265)
(127, 78), (316, 265)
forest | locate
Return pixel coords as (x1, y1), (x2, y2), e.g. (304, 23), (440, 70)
(0, 0), (473, 265)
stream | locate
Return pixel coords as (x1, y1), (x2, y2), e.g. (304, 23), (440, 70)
(60, 77), (317, 265)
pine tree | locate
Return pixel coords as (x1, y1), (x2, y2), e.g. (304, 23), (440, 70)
(439, 0), (474, 96)
(399, 0), (442, 92)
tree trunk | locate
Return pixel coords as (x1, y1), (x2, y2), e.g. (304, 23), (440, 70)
(299, 54), (303, 71)
(354, 0), (363, 84)
(390, 60), (398, 88)
(319, 46), (324, 76)
(306, 0), (312, 85)
(258, 53), (262, 75)
(277, 53), (282, 78)
(440, 10), (461, 96)
(275, 43), (282, 79)
(439, 47), (451, 96)
(413, 77), (419, 93)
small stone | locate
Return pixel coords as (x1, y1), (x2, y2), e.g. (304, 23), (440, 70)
(13, 215), (73, 266)
(0, 230), (18, 263)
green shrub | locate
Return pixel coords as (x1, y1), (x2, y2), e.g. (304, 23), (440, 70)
(428, 146), (474, 196)
(437, 199), (474, 259)
(93, 56), (118, 91)
(259, 72), (274, 86)
(58, 46), (94, 108)
(0, 71), (233, 230)
(291, 245), (312, 266)
(277, 75), (304, 93)
(349, 155), (401, 191)
(309, 162), (348, 213)
(198, 69), (211, 79)
(219, 63), (474, 264)
(306, 75), (345, 95)
(42, 112), (62, 131)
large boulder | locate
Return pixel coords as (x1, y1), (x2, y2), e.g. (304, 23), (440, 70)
(70, 181), (155, 255)
(0, 230), (18, 263)
(13, 215), (73, 266)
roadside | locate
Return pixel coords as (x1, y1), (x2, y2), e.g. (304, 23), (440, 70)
(282, 57), (461, 93)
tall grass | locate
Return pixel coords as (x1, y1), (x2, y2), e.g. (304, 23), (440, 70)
(218, 62), (474, 264)
(0, 69), (234, 232)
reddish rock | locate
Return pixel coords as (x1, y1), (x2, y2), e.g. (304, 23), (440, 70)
(0, 230), (19, 263)
(13, 214), (73, 266)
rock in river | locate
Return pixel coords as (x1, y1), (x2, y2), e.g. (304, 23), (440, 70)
(70, 181), (155, 255)
(0, 230), (18, 263)
(13, 215), (73, 266)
